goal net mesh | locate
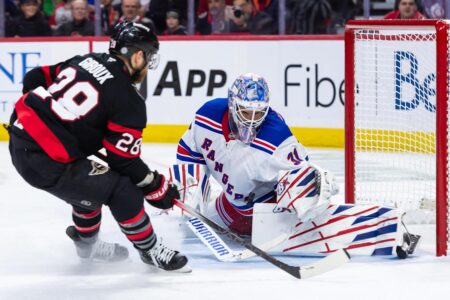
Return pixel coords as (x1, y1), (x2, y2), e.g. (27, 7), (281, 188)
(352, 28), (442, 228)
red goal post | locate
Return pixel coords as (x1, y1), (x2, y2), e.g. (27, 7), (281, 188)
(344, 20), (450, 256)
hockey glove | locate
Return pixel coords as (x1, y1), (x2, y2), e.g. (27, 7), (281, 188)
(312, 163), (339, 202)
(274, 163), (338, 221)
(141, 171), (180, 209)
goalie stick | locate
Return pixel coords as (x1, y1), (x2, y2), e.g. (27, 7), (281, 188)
(175, 199), (351, 279)
(186, 216), (288, 262)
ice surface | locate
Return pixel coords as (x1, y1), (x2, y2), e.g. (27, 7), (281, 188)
(0, 142), (449, 300)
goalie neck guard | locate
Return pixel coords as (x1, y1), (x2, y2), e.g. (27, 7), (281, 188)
(228, 73), (270, 144)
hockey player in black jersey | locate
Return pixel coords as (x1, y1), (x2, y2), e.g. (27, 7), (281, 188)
(7, 21), (190, 272)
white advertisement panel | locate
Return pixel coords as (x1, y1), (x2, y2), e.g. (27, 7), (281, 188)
(93, 39), (345, 128)
(1, 39), (346, 133)
(0, 41), (90, 122)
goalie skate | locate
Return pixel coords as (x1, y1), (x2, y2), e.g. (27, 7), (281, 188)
(396, 232), (422, 259)
(66, 226), (129, 262)
(138, 239), (191, 273)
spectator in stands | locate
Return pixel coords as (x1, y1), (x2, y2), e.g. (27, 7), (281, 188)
(384, 0), (426, 19)
(116, 0), (156, 33)
(164, 9), (187, 35)
(287, 0), (332, 34)
(197, 0), (232, 15)
(254, 0), (278, 25)
(229, 0), (277, 34)
(54, 0), (95, 36)
(6, 0), (52, 37)
(101, 0), (119, 35)
(327, 0), (363, 34)
(422, 0), (445, 18)
(145, 0), (170, 34)
(197, 0), (234, 35)
(5, 0), (20, 20)
(49, 0), (73, 31)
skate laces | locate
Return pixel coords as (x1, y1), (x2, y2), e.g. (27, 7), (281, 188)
(91, 240), (116, 259)
(150, 241), (176, 265)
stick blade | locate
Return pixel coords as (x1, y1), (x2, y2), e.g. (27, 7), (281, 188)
(233, 233), (288, 261)
(299, 249), (350, 279)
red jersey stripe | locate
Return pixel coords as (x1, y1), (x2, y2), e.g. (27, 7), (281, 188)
(41, 66), (53, 87)
(196, 115), (222, 129)
(107, 121), (142, 138)
(253, 139), (276, 151)
(103, 139), (140, 158)
(15, 94), (75, 164)
(221, 110), (233, 142)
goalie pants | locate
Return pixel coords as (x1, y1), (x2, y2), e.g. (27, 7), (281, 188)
(213, 193), (276, 236)
(9, 131), (157, 250)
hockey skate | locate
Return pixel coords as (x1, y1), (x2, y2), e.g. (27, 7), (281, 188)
(396, 219), (422, 259)
(66, 226), (129, 262)
(138, 239), (191, 273)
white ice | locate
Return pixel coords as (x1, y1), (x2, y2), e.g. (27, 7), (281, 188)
(0, 142), (449, 300)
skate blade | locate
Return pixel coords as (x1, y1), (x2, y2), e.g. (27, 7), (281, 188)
(153, 264), (192, 273)
(172, 264), (192, 273)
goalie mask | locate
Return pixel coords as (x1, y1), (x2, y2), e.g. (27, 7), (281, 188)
(228, 73), (270, 144)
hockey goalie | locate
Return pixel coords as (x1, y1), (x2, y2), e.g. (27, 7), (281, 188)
(170, 73), (420, 259)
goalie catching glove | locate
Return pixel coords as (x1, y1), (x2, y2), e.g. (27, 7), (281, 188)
(274, 163), (339, 220)
(139, 170), (180, 209)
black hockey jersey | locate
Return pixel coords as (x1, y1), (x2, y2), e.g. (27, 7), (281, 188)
(10, 53), (150, 184)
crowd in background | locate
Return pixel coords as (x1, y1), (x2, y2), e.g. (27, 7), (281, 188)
(2, 0), (446, 37)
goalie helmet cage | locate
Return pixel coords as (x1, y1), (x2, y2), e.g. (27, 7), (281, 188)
(345, 19), (450, 256)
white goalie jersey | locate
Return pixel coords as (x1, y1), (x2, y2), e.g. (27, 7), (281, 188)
(174, 98), (413, 257)
(176, 98), (310, 213)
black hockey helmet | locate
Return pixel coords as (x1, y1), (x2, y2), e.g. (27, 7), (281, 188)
(109, 21), (160, 69)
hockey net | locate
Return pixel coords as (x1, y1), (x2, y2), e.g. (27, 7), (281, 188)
(345, 20), (450, 256)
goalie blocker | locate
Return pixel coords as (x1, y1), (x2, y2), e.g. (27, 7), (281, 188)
(169, 163), (420, 258)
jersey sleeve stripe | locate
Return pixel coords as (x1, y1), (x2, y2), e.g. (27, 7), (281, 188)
(15, 94), (75, 163)
(178, 139), (204, 158)
(107, 121), (142, 139)
(103, 138), (139, 158)
(195, 115), (222, 129)
(253, 138), (276, 151)
(194, 115), (223, 134)
(176, 154), (206, 164)
(194, 121), (223, 134)
(250, 143), (274, 155)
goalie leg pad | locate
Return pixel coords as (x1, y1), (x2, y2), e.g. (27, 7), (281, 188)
(284, 204), (402, 256)
(253, 203), (402, 256)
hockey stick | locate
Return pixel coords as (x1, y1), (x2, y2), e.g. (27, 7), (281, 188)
(186, 216), (288, 262)
(175, 199), (351, 279)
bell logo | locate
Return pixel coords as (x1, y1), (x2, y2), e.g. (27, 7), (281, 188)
(394, 51), (436, 112)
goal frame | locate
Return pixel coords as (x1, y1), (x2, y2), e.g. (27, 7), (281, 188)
(344, 19), (449, 256)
